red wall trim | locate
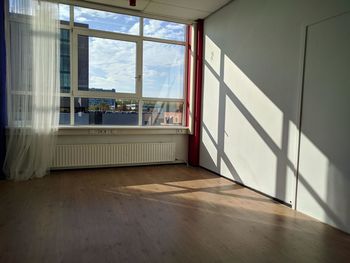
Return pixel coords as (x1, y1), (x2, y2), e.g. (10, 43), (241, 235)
(188, 19), (204, 166)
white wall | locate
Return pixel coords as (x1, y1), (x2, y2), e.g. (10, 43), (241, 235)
(201, 0), (350, 215)
(297, 12), (350, 233)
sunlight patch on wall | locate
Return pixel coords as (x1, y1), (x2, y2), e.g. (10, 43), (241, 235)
(224, 96), (277, 191)
(203, 65), (220, 143)
(223, 55), (283, 148)
(205, 35), (221, 75)
(298, 133), (329, 220)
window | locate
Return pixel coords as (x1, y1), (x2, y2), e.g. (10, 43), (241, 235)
(57, 4), (187, 127)
(142, 101), (183, 126)
(59, 4), (70, 23)
(77, 35), (137, 94)
(143, 41), (185, 99)
(59, 97), (70, 125)
(60, 29), (70, 93)
(74, 98), (138, 126)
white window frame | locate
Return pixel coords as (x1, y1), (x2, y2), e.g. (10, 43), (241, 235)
(58, 3), (189, 127)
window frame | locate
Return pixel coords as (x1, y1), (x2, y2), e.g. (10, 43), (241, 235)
(62, 4), (189, 127)
(5, 0), (191, 128)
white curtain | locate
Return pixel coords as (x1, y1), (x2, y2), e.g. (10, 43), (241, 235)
(4, 0), (60, 180)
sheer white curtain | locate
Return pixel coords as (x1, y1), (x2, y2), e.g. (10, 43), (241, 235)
(4, 0), (60, 180)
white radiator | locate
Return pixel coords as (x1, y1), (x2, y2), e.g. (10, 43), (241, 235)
(51, 143), (176, 169)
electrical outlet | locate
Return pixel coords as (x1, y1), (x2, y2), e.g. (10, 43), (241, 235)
(176, 129), (186, 134)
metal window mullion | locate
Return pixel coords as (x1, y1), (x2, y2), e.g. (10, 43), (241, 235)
(60, 24), (70, 30)
(60, 93), (71, 97)
(69, 3), (74, 27)
(75, 27), (139, 42)
(70, 96), (74, 125)
(75, 91), (138, 99)
(142, 97), (184, 103)
(140, 16), (144, 36)
(70, 5), (77, 125)
(138, 100), (143, 126)
(188, 23), (197, 133)
(136, 40), (143, 98)
(72, 28), (186, 47)
(182, 25), (190, 127)
(136, 17), (144, 126)
(142, 36), (186, 46)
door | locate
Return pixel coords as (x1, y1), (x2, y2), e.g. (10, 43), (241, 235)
(297, 12), (350, 233)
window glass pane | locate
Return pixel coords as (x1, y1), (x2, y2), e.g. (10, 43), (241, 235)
(142, 101), (183, 126)
(74, 98), (138, 125)
(143, 41), (185, 99)
(74, 7), (140, 35)
(59, 97), (70, 125)
(9, 2), (70, 19)
(143, 18), (186, 41)
(59, 4), (70, 24)
(11, 94), (32, 124)
(78, 36), (136, 94)
(9, 0), (33, 15)
(60, 29), (70, 93)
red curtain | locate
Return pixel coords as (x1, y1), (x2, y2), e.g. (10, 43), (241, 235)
(188, 19), (204, 166)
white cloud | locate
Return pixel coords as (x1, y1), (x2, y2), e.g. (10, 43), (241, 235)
(74, 7), (116, 20)
(88, 37), (136, 93)
(143, 41), (184, 67)
(142, 41), (185, 98)
(128, 23), (139, 35)
(59, 4), (70, 21)
(74, 6), (139, 35)
(144, 19), (185, 41)
(75, 16), (88, 23)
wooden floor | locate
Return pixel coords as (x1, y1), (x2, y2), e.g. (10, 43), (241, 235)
(0, 165), (350, 263)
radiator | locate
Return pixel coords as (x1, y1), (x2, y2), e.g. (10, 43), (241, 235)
(51, 143), (176, 169)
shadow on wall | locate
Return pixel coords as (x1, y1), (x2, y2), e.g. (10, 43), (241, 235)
(201, 34), (297, 206)
(200, 32), (350, 233)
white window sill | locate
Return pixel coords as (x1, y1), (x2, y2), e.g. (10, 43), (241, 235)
(58, 126), (189, 136)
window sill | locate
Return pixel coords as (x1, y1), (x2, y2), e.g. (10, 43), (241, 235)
(58, 126), (189, 136)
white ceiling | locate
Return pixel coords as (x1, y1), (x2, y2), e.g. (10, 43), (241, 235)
(84, 0), (232, 21)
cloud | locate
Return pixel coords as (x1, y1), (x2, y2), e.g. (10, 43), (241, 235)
(128, 23), (139, 35)
(59, 4), (70, 21)
(74, 6), (139, 35)
(75, 16), (88, 23)
(88, 37), (136, 93)
(143, 41), (185, 98)
(144, 19), (186, 42)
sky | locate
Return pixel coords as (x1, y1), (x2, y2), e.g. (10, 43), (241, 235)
(59, 4), (186, 99)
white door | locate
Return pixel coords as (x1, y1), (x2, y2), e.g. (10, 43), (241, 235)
(297, 12), (350, 233)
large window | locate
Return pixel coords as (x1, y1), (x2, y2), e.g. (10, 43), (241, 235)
(57, 4), (187, 127)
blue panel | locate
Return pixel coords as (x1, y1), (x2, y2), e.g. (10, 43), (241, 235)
(0, 1), (7, 179)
